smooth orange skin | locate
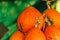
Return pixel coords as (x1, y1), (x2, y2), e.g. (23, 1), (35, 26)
(9, 30), (24, 40)
(44, 26), (60, 40)
(17, 6), (44, 32)
(25, 28), (46, 40)
(43, 8), (60, 28)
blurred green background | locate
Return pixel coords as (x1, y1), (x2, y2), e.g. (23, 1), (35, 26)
(0, 0), (57, 40)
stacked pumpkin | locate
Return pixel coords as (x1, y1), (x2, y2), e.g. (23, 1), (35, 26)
(9, 5), (60, 40)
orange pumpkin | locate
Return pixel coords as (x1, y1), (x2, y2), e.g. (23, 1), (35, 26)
(9, 30), (24, 40)
(25, 28), (46, 40)
(44, 25), (60, 40)
(17, 6), (44, 32)
(43, 8), (60, 28)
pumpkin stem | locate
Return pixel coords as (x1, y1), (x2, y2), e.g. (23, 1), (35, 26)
(45, 16), (53, 26)
(27, 4), (30, 7)
(34, 18), (40, 28)
(46, 0), (55, 9)
(45, 16), (51, 25)
(46, 1), (51, 9)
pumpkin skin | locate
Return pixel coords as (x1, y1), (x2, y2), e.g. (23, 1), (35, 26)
(9, 30), (24, 40)
(25, 28), (46, 40)
(43, 8), (60, 28)
(44, 25), (60, 40)
(17, 6), (44, 32)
